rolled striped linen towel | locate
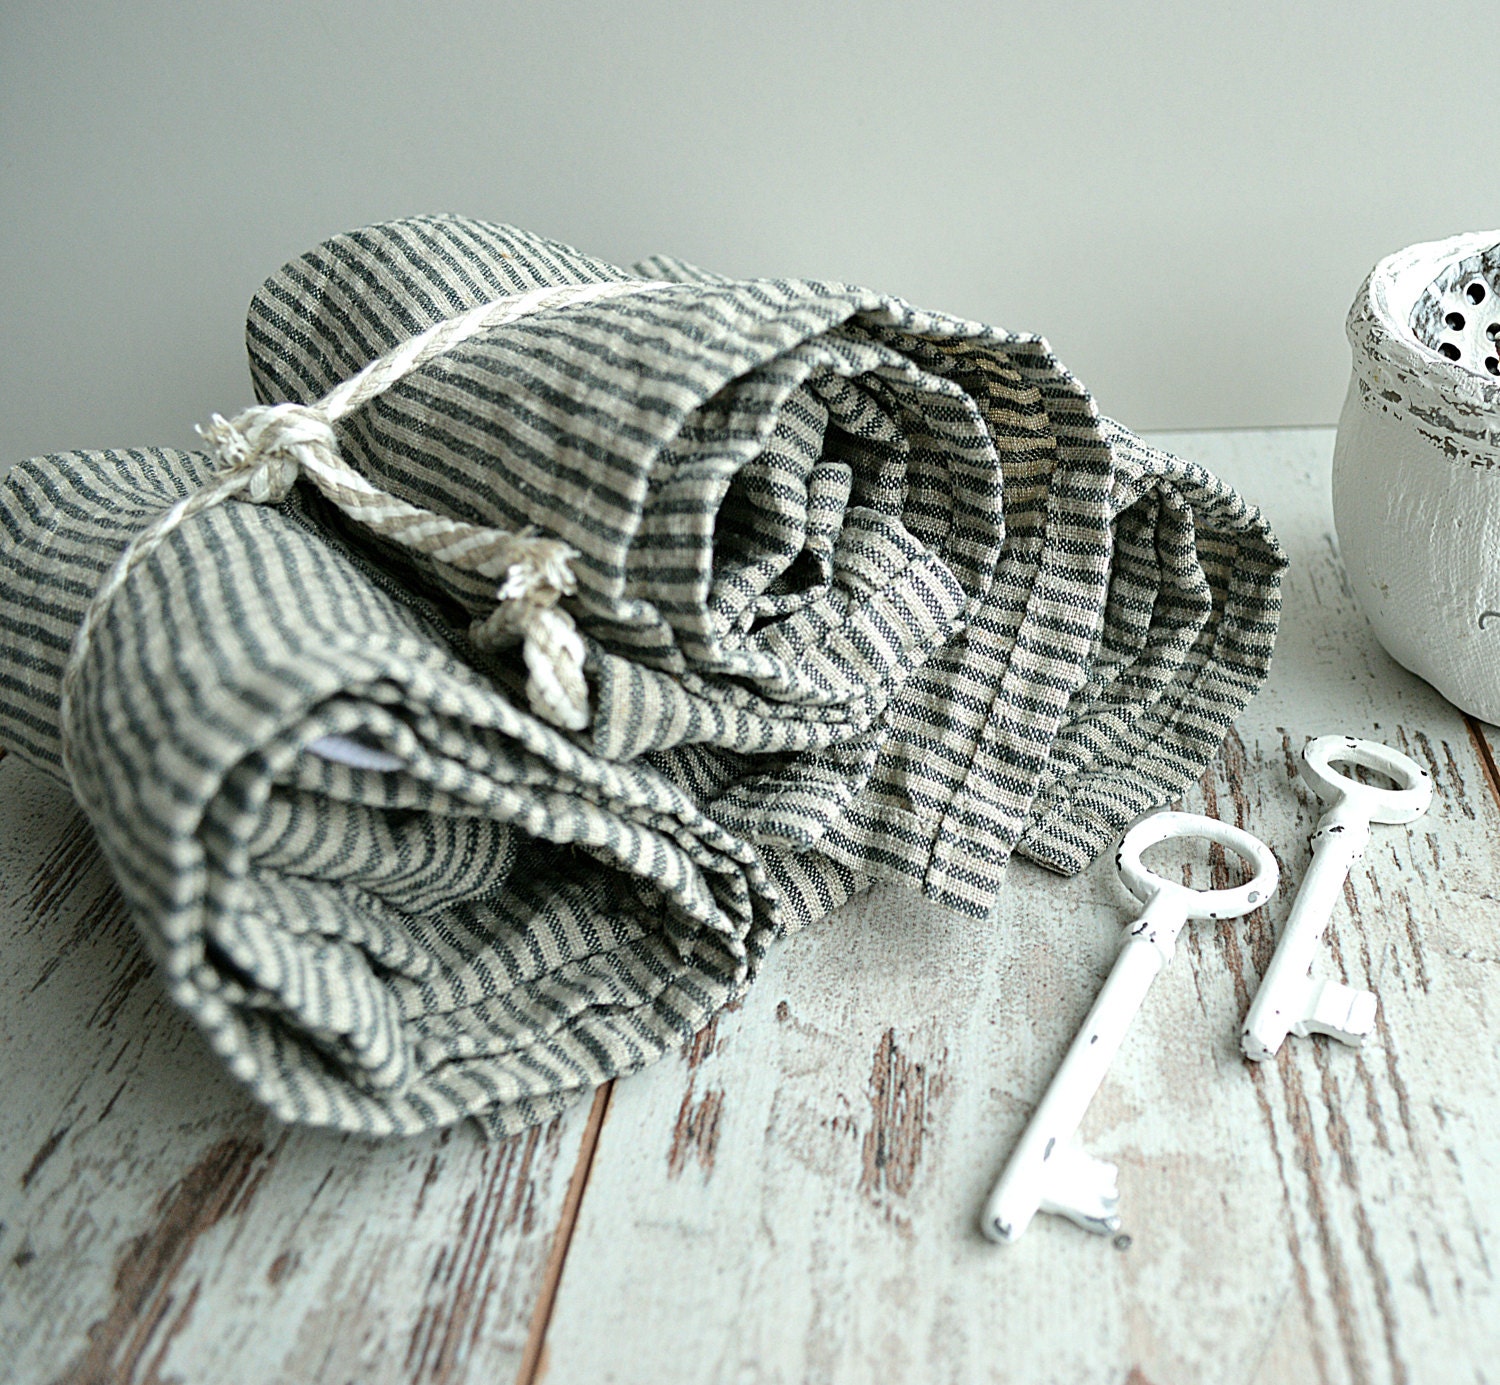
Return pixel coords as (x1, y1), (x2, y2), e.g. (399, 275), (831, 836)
(0, 215), (1286, 1136)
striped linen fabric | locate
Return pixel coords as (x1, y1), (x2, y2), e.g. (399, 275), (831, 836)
(0, 215), (1286, 1136)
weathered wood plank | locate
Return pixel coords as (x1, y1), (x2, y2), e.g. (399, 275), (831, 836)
(541, 429), (1500, 1384)
(0, 761), (594, 1385)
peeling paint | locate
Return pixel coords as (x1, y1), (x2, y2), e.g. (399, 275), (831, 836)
(1279, 1062), (1371, 1385)
(859, 1029), (943, 1211)
(52, 1131), (268, 1385)
(1314, 1046), (1410, 1384)
(24, 810), (103, 931)
(667, 1013), (730, 1180)
(667, 1088), (725, 1180)
(1215, 907), (1336, 1385)
(404, 1119), (557, 1382)
(19, 1124), (70, 1190)
(266, 1249), (299, 1287)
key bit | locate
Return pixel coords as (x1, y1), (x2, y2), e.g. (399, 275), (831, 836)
(1297, 978), (1378, 1044)
(1038, 1142), (1122, 1237)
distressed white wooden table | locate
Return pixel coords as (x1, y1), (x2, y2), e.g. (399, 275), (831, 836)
(2, 429), (1497, 1385)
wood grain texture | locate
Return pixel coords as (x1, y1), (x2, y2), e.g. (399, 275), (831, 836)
(539, 429), (1500, 1384)
(0, 764), (596, 1385)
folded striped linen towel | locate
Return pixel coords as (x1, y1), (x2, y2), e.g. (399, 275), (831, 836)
(0, 215), (1286, 1136)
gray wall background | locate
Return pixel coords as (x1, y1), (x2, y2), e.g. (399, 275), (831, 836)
(2, 1), (1494, 466)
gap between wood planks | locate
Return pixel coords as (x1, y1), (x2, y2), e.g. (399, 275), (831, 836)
(515, 1079), (616, 1385)
(1463, 715), (1500, 811)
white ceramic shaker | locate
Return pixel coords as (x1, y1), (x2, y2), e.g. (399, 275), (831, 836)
(1332, 231), (1500, 724)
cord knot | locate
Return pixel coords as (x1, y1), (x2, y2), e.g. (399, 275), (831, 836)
(472, 542), (589, 729)
(198, 403), (336, 503)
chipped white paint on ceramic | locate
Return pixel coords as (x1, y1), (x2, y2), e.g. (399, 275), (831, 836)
(1241, 735), (1432, 1062)
(1333, 230), (1500, 724)
(984, 811), (1278, 1244)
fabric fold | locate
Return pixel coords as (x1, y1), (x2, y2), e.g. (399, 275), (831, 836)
(0, 450), (777, 1135)
(0, 214), (1288, 1136)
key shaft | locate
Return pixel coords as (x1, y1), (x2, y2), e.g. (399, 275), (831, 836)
(1241, 735), (1431, 1063)
(984, 811), (1278, 1244)
(985, 894), (1181, 1242)
(1242, 809), (1370, 1059)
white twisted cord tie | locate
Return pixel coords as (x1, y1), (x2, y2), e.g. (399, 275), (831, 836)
(59, 277), (671, 787)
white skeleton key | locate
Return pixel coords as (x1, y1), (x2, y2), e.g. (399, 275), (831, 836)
(1241, 735), (1432, 1062)
(984, 811), (1278, 1243)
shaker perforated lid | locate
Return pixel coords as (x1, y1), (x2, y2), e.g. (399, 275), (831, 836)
(1408, 243), (1500, 378)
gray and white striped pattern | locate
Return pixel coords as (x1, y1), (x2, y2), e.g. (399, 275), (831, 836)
(0, 215), (1285, 1135)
